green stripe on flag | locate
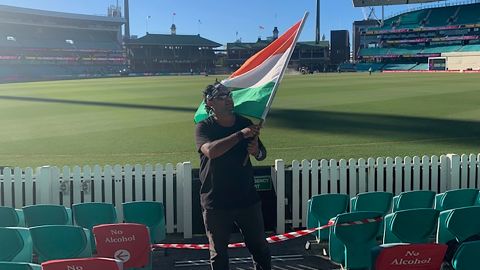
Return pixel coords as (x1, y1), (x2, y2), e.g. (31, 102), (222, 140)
(193, 81), (275, 123)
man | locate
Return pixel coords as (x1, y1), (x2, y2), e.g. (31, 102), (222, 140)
(195, 81), (271, 270)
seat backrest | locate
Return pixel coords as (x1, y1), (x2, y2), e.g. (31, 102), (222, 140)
(352, 192), (393, 214)
(331, 211), (383, 269)
(0, 206), (20, 227)
(73, 202), (117, 229)
(22, 205), (71, 227)
(393, 190), (436, 212)
(451, 240), (480, 270)
(446, 206), (480, 242)
(122, 201), (165, 243)
(0, 227), (33, 262)
(435, 189), (478, 211)
(93, 223), (150, 269)
(307, 194), (349, 240)
(0, 262), (41, 270)
(372, 243), (447, 270)
(30, 225), (92, 263)
(41, 257), (123, 270)
(387, 208), (439, 244)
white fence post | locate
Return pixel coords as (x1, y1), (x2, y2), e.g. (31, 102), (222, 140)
(447, 154), (460, 189)
(37, 166), (53, 204)
(182, 162), (192, 239)
(274, 159), (285, 234)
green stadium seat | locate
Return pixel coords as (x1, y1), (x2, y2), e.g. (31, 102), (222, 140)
(392, 190), (436, 212)
(451, 240), (480, 270)
(351, 192), (393, 213)
(0, 206), (21, 227)
(0, 262), (41, 270)
(30, 225), (92, 263)
(383, 208), (439, 244)
(72, 202), (118, 250)
(437, 206), (480, 244)
(434, 189), (478, 211)
(446, 206), (480, 243)
(123, 201), (166, 243)
(329, 211), (383, 269)
(0, 227), (33, 262)
(306, 194), (349, 241)
(22, 204), (72, 227)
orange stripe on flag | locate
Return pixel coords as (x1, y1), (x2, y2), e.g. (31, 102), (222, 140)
(229, 20), (302, 79)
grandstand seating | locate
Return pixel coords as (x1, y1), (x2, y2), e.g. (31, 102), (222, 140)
(392, 190), (436, 211)
(0, 262), (41, 270)
(383, 208), (439, 244)
(330, 211), (384, 269)
(0, 227), (33, 262)
(451, 240), (480, 270)
(22, 205), (72, 227)
(30, 225), (92, 263)
(0, 206), (21, 227)
(72, 202), (118, 251)
(306, 194), (349, 241)
(123, 201), (166, 243)
(434, 188), (478, 211)
(411, 63), (429, 70)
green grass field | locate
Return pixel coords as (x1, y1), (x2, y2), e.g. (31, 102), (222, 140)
(0, 72), (479, 168)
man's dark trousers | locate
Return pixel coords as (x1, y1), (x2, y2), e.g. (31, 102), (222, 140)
(202, 202), (271, 270)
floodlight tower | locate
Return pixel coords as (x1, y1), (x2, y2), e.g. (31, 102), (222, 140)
(315, 0), (320, 44)
(124, 0), (130, 39)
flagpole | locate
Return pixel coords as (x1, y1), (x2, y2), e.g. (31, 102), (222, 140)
(259, 11), (309, 126)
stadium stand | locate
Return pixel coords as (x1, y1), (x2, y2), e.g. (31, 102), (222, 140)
(355, 2), (480, 71)
(0, 5), (126, 82)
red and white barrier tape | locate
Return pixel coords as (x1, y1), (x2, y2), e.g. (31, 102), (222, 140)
(151, 216), (383, 250)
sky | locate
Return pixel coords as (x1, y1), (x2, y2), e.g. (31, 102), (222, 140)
(0, 0), (464, 45)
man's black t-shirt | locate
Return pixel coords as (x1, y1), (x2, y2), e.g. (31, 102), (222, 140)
(195, 114), (263, 210)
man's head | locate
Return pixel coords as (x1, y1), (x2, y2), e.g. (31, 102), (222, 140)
(203, 81), (233, 116)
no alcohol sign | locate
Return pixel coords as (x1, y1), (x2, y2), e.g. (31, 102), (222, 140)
(93, 223), (151, 268)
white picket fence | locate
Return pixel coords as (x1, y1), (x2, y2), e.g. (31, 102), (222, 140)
(0, 162), (193, 238)
(1, 153), (479, 238)
(272, 154), (480, 234)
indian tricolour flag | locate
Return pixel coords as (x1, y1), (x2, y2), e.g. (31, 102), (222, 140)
(194, 12), (308, 124)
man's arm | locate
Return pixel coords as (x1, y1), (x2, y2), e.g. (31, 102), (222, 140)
(200, 125), (260, 159)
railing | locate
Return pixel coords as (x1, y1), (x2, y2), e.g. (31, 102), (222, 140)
(386, 0), (480, 20)
(0, 162), (193, 238)
(272, 154), (480, 234)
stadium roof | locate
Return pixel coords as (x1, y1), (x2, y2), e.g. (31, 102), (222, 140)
(353, 0), (445, 7)
(0, 5), (125, 24)
(127, 34), (222, 47)
(227, 40), (329, 50)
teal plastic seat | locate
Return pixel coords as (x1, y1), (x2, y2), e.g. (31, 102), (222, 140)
(0, 227), (33, 262)
(351, 192), (393, 239)
(437, 206), (480, 244)
(329, 211), (383, 269)
(434, 188), (478, 211)
(392, 190), (436, 212)
(123, 201), (166, 243)
(30, 225), (92, 263)
(351, 192), (393, 213)
(23, 204), (72, 227)
(0, 262), (41, 270)
(72, 202), (117, 250)
(306, 194), (349, 241)
(383, 208), (439, 244)
(446, 206), (480, 242)
(0, 206), (21, 227)
(451, 240), (480, 270)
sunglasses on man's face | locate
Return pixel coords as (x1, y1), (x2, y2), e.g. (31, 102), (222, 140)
(213, 92), (233, 100)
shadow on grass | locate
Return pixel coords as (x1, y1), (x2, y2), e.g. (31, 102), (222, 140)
(0, 95), (197, 113)
(268, 108), (480, 146)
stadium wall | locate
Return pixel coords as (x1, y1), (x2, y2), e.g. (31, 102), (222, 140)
(442, 52), (480, 71)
